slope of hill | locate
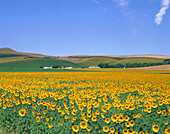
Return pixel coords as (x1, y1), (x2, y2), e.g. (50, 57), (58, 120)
(0, 59), (83, 69)
(109, 57), (165, 65)
(0, 47), (46, 58)
(80, 57), (118, 66)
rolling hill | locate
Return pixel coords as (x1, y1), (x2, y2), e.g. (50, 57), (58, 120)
(0, 47), (170, 70)
(0, 59), (83, 69)
(79, 57), (118, 66)
(0, 47), (46, 58)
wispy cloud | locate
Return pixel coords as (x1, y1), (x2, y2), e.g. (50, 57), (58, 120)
(91, 0), (108, 12)
(115, 0), (129, 7)
(155, 0), (170, 25)
(92, 0), (100, 5)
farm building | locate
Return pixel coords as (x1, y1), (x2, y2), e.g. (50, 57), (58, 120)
(88, 66), (100, 69)
(43, 66), (52, 69)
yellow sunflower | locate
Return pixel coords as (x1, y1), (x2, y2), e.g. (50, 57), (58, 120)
(152, 125), (159, 133)
(18, 108), (26, 117)
(103, 126), (109, 133)
(80, 122), (87, 129)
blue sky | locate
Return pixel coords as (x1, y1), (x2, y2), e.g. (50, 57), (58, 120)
(0, 0), (170, 56)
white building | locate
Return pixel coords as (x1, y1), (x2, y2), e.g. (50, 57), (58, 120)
(65, 67), (73, 69)
(88, 66), (100, 69)
(43, 66), (52, 69)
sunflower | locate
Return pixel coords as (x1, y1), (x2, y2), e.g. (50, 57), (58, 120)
(125, 122), (130, 128)
(137, 113), (142, 118)
(157, 110), (161, 114)
(48, 124), (53, 128)
(18, 108), (26, 117)
(162, 110), (167, 116)
(79, 106), (84, 111)
(132, 131), (138, 134)
(133, 114), (137, 118)
(43, 110), (47, 114)
(139, 131), (144, 134)
(101, 105), (107, 113)
(123, 129), (128, 134)
(46, 118), (49, 122)
(72, 125), (79, 132)
(3, 105), (7, 109)
(152, 125), (159, 133)
(101, 113), (105, 118)
(95, 110), (100, 115)
(65, 115), (68, 120)
(81, 112), (85, 116)
(129, 120), (135, 127)
(124, 116), (129, 122)
(56, 105), (61, 109)
(87, 113), (91, 118)
(165, 127), (170, 134)
(80, 122), (87, 129)
(87, 108), (91, 113)
(111, 116), (117, 122)
(119, 116), (124, 122)
(128, 129), (133, 134)
(86, 126), (91, 132)
(37, 111), (40, 115)
(105, 118), (110, 124)
(164, 121), (168, 125)
(91, 117), (97, 122)
(36, 116), (40, 122)
(103, 126), (109, 133)
(110, 127), (115, 132)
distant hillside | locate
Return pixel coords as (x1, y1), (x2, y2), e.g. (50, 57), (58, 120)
(0, 59), (83, 69)
(109, 57), (165, 65)
(0, 47), (170, 69)
(80, 57), (117, 66)
(0, 47), (46, 58)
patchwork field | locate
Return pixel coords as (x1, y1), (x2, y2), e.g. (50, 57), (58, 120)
(0, 69), (169, 134)
(80, 57), (118, 66)
(110, 58), (165, 65)
(79, 57), (166, 67)
(0, 59), (83, 69)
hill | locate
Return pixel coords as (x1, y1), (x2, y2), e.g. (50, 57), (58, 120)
(79, 57), (118, 66)
(0, 59), (83, 69)
(0, 47), (46, 58)
(0, 47), (169, 69)
(109, 57), (165, 65)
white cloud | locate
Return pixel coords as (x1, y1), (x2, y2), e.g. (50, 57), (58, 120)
(155, 0), (170, 25)
(92, 0), (100, 5)
(115, 0), (129, 6)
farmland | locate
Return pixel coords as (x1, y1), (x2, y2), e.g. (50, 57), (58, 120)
(80, 57), (166, 67)
(0, 69), (169, 134)
(79, 57), (118, 66)
(110, 58), (165, 65)
(0, 59), (83, 69)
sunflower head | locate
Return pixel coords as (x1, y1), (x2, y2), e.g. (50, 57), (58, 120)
(103, 126), (109, 133)
(152, 125), (159, 133)
(19, 108), (26, 117)
(72, 125), (79, 132)
(80, 122), (87, 129)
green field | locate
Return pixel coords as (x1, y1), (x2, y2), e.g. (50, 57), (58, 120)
(80, 57), (118, 66)
(0, 59), (83, 69)
(110, 58), (165, 65)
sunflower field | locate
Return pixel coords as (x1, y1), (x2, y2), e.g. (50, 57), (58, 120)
(0, 70), (170, 134)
